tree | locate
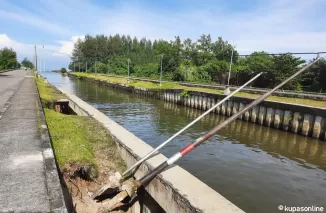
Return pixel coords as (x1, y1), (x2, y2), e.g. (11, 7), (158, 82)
(21, 57), (34, 69)
(271, 54), (305, 90)
(0, 47), (18, 70)
(300, 58), (326, 92)
(69, 33), (321, 91)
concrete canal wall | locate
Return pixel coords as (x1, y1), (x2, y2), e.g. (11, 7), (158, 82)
(71, 75), (326, 141)
(98, 74), (326, 101)
(57, 87), (244, 213)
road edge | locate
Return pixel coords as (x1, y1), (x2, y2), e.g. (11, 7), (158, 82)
(34, 73), (68, 213)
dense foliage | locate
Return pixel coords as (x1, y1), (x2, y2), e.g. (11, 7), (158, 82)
(60, 67), (67, 73)
(70, 34), (326, 91)
(0, 47), (20, 70)
(21, 57), (34, 69)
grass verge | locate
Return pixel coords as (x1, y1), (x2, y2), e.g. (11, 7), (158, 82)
(71, 72), (326, 108)
(36, 76), (125, 179)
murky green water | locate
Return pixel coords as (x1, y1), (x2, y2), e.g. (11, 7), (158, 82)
(42, 72), (326, 213)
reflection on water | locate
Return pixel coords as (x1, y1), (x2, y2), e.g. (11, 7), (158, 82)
(42, 72), (326, 213)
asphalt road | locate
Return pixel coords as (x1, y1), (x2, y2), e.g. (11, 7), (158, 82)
(0, 70), (51, 212)
(0, 70), (27, 115)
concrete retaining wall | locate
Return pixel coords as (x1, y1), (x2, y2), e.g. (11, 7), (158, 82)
(71, 75), (326, 141)
(95, 73), (326, 101)
(57, 87), (244, 213)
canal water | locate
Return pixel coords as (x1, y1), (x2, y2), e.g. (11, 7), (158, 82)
(42, 72), (326, 213)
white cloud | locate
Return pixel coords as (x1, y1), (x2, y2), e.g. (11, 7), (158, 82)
(56, 36), (85, 56)
(97, 0), (326, 56)
(0, 34), (70, 69)
(0, 34), (34, 56)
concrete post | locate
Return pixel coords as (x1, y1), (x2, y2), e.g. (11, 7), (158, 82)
(221, 101), (227, 115)
(265, 108), (274, 127)
(232, 102), (239, 115)
(211, 98), (216, 112)
(273, 109), (284, 129)
(244, 106), (250, 121)
(227, 100), (233, 117)
(191, 96), (195, 108)
(202, 97), (208, 111)
(258, 106), (266, 125)
(215, 99), (221, 114)
(207, 97), (212, 111)
(194, 96), (198, 109)
(187, 96), (191, 107)
(183, 96), (187, 106)
(302, 114), (313, 136)
(251, 105), (259, 123)
(239, 102), (245, 120)
(198, 96), (203, 110)
(312, 116), (323, 139)
(282, 110), (292, 131)
(291, 112), (301, 133)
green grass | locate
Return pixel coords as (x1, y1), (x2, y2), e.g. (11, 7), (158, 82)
(36, 76), (125, 178)
(70, 72), (326, 108)
(36, 77), (65, 108)
(44, 109), (96, 171)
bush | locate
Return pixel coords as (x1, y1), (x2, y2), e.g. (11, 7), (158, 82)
(60, 67), (67, 73)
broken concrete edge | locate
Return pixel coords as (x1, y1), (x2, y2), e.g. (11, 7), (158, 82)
(56, 86), (244, 213)
(34, 75), (68, 213)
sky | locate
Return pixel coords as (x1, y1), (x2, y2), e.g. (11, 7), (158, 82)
(0, 0), (325, 70)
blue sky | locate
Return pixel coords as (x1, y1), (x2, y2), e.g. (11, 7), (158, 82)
(0, 0), (325, 70)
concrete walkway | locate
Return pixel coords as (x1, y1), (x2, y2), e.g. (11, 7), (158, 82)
(0, 70), (66, 212)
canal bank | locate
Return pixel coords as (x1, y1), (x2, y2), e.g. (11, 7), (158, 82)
(69, 73), (326, 141)
(36, 75), (128, 213)
(56, 86), (243, 213)
(37, 73), (243, 212)
(41, 71), (326, 213)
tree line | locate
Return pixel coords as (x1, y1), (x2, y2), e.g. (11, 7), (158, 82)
(0, 47), (20, 70)
(70, 34), (326, 92)
(0, 47), (34, 70)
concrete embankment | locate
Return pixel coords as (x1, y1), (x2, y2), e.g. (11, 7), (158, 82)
(98, 74), (326, 101)
(70, 74), (326, 141)
(57, 86), (244, 213)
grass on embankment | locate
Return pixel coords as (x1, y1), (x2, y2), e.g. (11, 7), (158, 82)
(71, 72), (326, 108)
(36, 76), (125, 179)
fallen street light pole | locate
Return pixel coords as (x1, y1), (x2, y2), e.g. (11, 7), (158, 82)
(122, 72), (264, 176)
(127, 57), (321, 203)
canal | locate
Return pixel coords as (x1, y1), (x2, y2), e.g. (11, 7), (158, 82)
(42, 72), (326, 213)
